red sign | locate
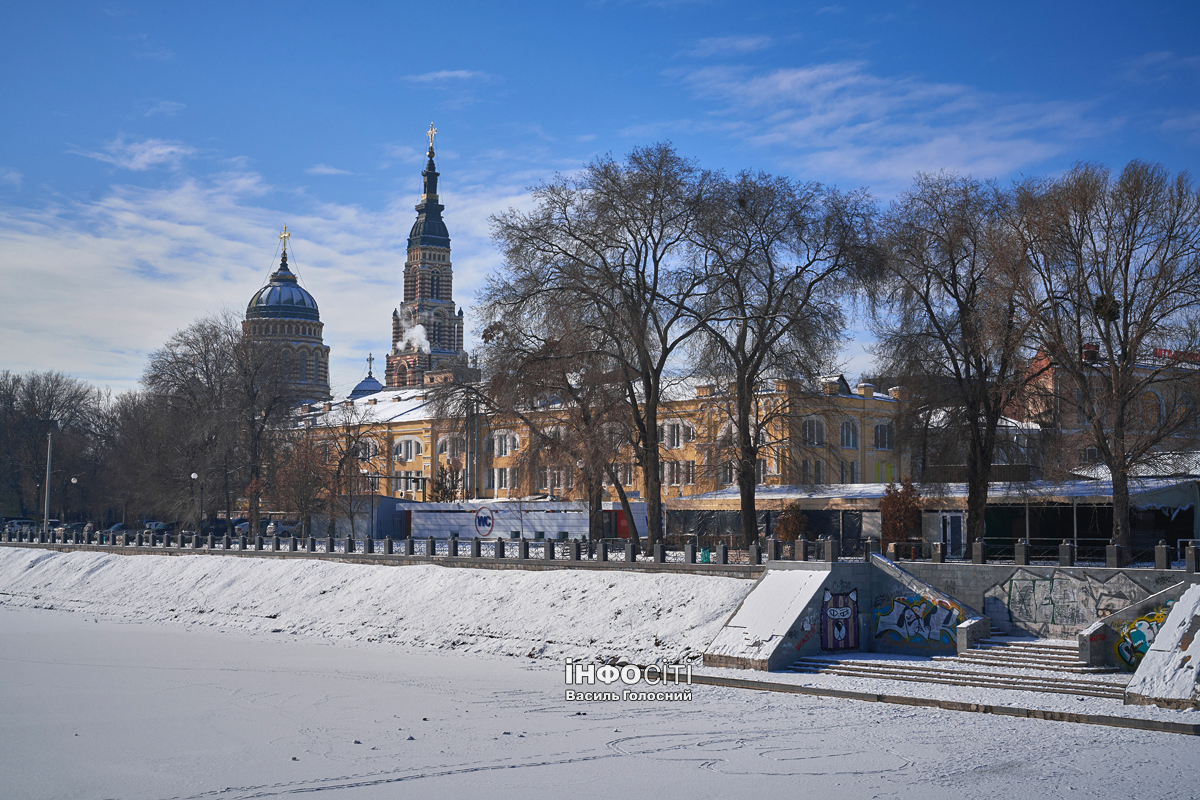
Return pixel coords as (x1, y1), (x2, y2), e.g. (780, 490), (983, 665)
(1154, 348), (1200, 364)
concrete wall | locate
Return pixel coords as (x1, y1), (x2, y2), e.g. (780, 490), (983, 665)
(705, 557), (985, 670)
(902, 562), (1198, 638)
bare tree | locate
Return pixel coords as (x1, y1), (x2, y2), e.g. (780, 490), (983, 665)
(488, 143), (715, 546)
(143, 310), (295, 536)
(1018, 161), (1200, 553)
(467, 312), (633, 541)
(873, 174), (1044, 548)
(687, 171), (871, 545)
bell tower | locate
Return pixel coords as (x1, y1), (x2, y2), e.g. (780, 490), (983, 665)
(385, 125), (476, 387)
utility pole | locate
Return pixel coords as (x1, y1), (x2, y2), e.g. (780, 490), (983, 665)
(42, 431), (52, 538)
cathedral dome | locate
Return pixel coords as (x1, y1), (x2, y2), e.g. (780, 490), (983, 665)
(246, 252), (320, 322)
(349, 372), (383, 399)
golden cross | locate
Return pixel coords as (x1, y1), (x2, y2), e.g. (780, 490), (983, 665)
(427, 123), (437, 149)
(367, 353), (374, 374)
(279, 224), (291, 254)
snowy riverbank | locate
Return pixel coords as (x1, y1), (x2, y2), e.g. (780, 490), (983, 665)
(0, 548), (752, 664)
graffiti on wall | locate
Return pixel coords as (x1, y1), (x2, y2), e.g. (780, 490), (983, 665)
(1112, 601), (1175, 671)
(873, 593), (964, 649)
(982, 569), (1148, 636)
(820, 590), (859, 651)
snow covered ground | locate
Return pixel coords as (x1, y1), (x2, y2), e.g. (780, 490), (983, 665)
(2, 548), (1200, 798)
(0, 548), (750, 664)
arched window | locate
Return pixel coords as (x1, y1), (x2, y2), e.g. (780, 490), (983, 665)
(803, 418), (825, 447)
(840, 420), (859, 449)
(355, 439), (380, 462)
(313, 352), (321, 380)
(874, 421), (894, 450)
(299, 355), (308, 382)
(431, 272), (441, 299)
(393, 438), (422, 463)
(1140, 391), (1164, 429)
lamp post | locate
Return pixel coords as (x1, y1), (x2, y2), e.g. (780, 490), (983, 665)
(191, 473), (203, 532)
(360, 468), (375, 540)
(42, 431), (52, 538)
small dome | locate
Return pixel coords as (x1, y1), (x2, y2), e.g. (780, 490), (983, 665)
(246, 253), (320, 322)
(350, 373), (383, 399)
(408, 211), (449, 249)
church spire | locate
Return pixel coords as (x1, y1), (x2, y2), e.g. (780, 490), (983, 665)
(422, 123), (439, 201)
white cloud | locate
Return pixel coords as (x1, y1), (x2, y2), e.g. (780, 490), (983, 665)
(0, 166), (535, 396)
(131, 48), (174, 61)
(689, 36), (773, 58)
(1124, 51), (1200, 83)
(306, 164), (354, 176)
(71, 136), (197, 171)
(145, 100), (185, 117)
(676, 61), (1100, 192)
(0, 169), (21, 187)
(400, 70), (490, 83)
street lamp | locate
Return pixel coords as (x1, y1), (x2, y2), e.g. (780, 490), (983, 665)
(191, 473), (203, 533)
(360, 468), (375, 540)
(43, 431), (52, 539)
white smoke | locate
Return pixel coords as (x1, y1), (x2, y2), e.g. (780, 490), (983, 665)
(401, 323), (430, 354)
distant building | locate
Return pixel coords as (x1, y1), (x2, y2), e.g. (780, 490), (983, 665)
(244, 226), (331, 402)
(385, 127), (478, 388)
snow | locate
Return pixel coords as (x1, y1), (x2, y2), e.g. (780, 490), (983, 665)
(705, 570), (825, 662)
(3, 547), (1200, 797)
(0, 548), (751, 664)
(4, 606), (1198, 800)
(1125, 583), (1200, 708)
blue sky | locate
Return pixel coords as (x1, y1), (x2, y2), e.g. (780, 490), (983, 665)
(2, 1), (1197, 395)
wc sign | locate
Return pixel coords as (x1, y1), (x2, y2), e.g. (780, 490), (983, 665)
(474, 506), (495, 537)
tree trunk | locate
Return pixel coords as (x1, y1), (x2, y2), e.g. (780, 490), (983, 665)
(607, 463), (640, 544)
(641, 406), (663, 548)
(1111, 466), (1132, 550)
(736, 376), (758, 547)
(963, 430), (994, 547)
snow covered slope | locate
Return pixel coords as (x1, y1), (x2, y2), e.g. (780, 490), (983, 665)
(0, 549), (752, 664)
(704, 569), (828, 669)
(1125, 583), (1200, 709)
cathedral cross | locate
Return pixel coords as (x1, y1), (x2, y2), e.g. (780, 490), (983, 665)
(279, 224), (290, 254)
(367, 353), (374, 375)
(427, 123), (437, 149)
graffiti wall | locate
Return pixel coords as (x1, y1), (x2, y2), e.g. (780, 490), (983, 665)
(820, 590), (859, 651)
(872, 593), (964, 651)
(1112, 601), (1176, 671)
(982, 568), (1153, 637)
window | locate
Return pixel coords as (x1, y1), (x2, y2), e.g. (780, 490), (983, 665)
(485, 469), (494, 490)
(663, 422), (695, 449)
(874, 422), (894, 451)
(1140, 391), (1163, 429)
(299, 358), (308, 382)
(840, 420), (859, 449)
(393, 438), (422, 463)
(875, 462), (894, 483)
(719, 461), (735, 485)
(1080, 446), (1101, 463)
(756, 458), (768, 484)
(682, 460), (695, 485)
(803, 418), (825, 447)
(536, 467), (548, 491)
(493, 433), (509, 457)
(495, 467), (508, 489)
(840, 461), (858, 483)
(313, 352), (321, 380)
(355, 439), (379, 462)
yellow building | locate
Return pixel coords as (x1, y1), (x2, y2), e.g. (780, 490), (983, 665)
(304, 373), (906, 507)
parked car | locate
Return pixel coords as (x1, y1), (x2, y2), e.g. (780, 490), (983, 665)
(105, 522), (133, 532)
(146, 522), (178, 534)
(234, 519), (269, 535)
(266, 520), (298, 535)
(4, 519), (35, 533)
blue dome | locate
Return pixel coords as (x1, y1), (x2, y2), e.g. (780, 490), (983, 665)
(246, 253), (320, 321)
(350, 373), (383, 399)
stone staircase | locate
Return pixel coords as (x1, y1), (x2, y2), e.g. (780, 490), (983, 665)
(788, 634), (1124, 700)
(937, 637), (1117, 675)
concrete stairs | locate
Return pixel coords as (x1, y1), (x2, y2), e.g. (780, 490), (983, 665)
(938, 637), (1117, 675)
(787, 655), (1125, 699)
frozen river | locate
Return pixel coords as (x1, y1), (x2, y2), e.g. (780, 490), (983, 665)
(2, 606), (1197, 800)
